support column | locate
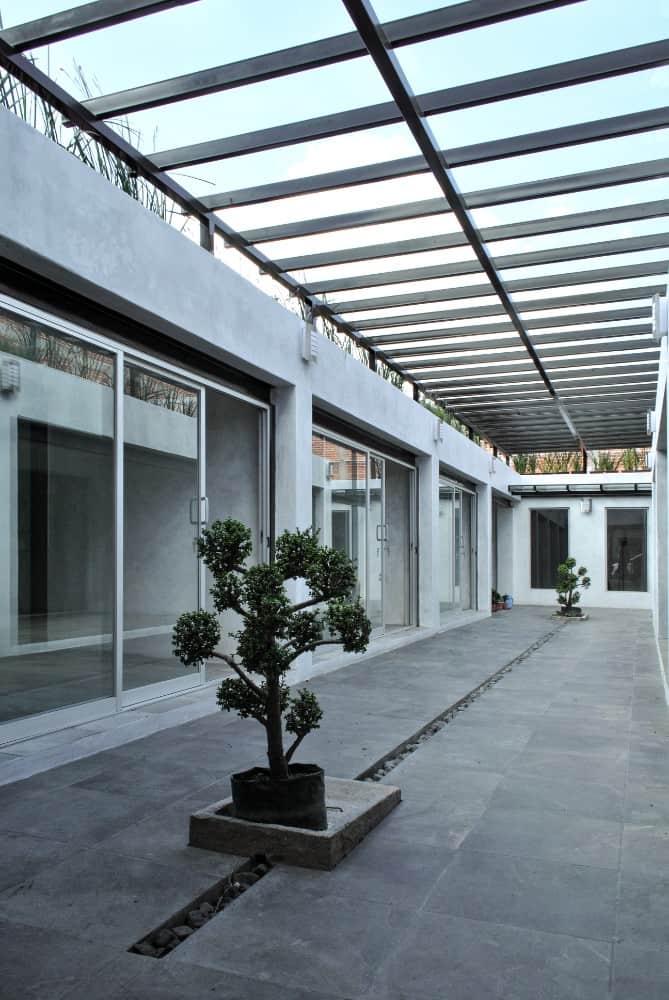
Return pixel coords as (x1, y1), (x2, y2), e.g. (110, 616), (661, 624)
(417, 452), (439, 629)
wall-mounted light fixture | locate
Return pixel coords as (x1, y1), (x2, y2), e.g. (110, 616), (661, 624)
(647, 410), (657, 435)
(433, 418), (443, 443)
(0, 359), (20, 393)
(301, 320), (319, 363)
(652, 292), (668, 342)
(580, 498), (592, 514)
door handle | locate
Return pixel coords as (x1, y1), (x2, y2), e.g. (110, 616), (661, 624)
(376, 524), (388, 542)
(190, 497), (209, 525)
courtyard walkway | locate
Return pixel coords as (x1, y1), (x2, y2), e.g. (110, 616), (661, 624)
(1, 608), (668, 999)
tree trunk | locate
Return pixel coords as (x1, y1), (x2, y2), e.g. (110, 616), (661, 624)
(265, 673), (289, 779)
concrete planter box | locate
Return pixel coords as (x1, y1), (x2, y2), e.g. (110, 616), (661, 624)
(190, 776), (401, 870)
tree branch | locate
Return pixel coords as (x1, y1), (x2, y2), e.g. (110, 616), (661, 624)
(210, 651), (264, 698)
(286, 638), (343, 662)
(290, 595), (325, 613)
(285, 731), (307, 763)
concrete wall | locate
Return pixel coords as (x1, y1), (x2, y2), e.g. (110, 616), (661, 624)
(0, 108), (527, 732)
(512, 475), (653, 610)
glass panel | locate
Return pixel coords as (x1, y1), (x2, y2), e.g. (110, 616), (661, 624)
(460, 492), (473, 610)
(0, 308), (114, 724)
(384, 459), (413, 628)
(123, 363), (199, 691)
(368, 455), (385, 630)
(607, 508), (647, 592)
(205, 389), (264, 683)
(453, 490), (463, 607)
(530, 508), (569, 589)
(311, 433), (367, 609)
(438, 481), (454, 621)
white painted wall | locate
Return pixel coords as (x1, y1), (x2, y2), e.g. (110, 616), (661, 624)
(512, 475), (652, 610)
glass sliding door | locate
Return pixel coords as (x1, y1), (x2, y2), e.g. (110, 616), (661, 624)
(312, 433), (367, 605)
(1, 307), (115, 725)
(122, 363), (201, 694)
(205, 389), (269, 680)
(312, 429), (416, 636)
(383, 457), (415, 630)
(439, 482), (455, 621)
(439, 477), (476, 622)
(368, 455), (385, 631)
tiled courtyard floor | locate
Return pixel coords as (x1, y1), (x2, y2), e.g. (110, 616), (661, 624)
(1, 608), (668, 998)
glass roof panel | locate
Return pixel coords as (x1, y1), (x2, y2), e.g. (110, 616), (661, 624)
(453, 129), (669, 194)
(396, 0), (664, 92)
(430, 68), (669, 152)
(10, 0), (352, 80)
(112, 54), (396, 162)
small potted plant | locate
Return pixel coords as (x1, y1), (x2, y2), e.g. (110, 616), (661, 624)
(173, 519), (371, 830)
(491, 589), (504, 611)
(555, 557), (590, 618)
(503, 594), (513, 610)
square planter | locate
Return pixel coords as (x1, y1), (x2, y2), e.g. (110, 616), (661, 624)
(189, 776), (401, 870)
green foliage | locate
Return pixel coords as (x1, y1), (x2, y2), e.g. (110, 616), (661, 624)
(513, 453), (538, 474)
(556, 556), (591, 612)
(591, 450), (619, 472)
(173, 519), (372, 777)
(172, 610), (220, 667)
(539, 451), (579, 473)
(0, 61), (174, 222)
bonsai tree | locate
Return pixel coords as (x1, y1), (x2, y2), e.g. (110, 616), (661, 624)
(556, 557), (590, 616)
(172, 519), (371, 781)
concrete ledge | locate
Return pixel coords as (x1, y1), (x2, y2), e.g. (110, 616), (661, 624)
(189, 777), (401, 870)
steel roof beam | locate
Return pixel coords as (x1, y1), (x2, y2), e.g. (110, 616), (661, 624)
(204, 108), (669, 210)
(276, 201), (669, 273)
(333, 243), (669, 313)
(242, 159), (669, 244)
(309, 233), (669, 296)
(0, 0), (199, 50)
(423, 358), (658, 386)
(370, 310), (651, 347)
(153, 41), (669, 170)
(353, 286), (663, 331)
(0, 41), (415, 393)
(400, 338), (657, 371)
(79, 1), (580, 118)
(389, 324), (654, 360)
(341, 0), (583, 445)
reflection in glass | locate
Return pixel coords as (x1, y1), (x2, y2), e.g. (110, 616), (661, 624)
(384, 459), (413, 628)
(1, 309), (114, 723)
(368, 455), (384, 630)
(123, 364), (199, 690)
(607, 508), (647, 592)
(530, 508), (568, 589)
(439, 482), (455, 621)
(312, 433), (367, 607)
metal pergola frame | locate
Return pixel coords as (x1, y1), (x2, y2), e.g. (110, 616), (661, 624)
(1, 0), (667, 454)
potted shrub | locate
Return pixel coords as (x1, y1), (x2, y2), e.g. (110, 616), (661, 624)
(172, 519), (371, 831)
(555, 557), (590, 617)
(491, 589), (504, 611)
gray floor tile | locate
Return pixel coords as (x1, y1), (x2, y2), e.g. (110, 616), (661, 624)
(0, 848), (215, 947)
(173, 874), (411, 997)
(0, 918), (122, 1000)
(462, 804), (622, 868)
(373, 910), (612, 1000)
(425, 848), (618, 941)
(489, 772), (625, 822)
(613, 941), (669, 999)
(617, 870), (669, 954)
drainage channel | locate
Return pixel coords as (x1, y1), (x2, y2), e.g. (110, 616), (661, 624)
(130, 622), (563, 958)
(356, 621), (564, 783)
(129, 855), (272, 958)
